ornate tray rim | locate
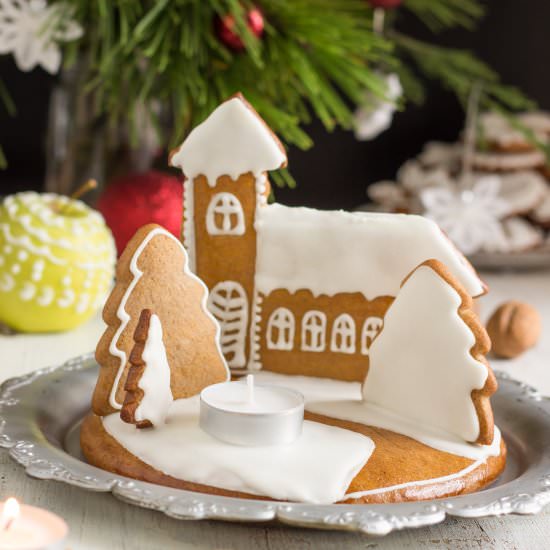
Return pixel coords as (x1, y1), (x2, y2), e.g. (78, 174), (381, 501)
(0, 354), (549, 536)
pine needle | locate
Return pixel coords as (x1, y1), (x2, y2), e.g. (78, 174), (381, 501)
(0, 0), (537, 175)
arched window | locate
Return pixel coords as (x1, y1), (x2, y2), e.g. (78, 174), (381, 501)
(267, 308), (295, 351)
(361, 317), (383, 355)
(207, 281), (248, 367)
(330, 313), (356, 354)
(301, 311), (327, 352)
(206, 193), (245, 235)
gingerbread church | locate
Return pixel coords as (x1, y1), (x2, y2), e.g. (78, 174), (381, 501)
(170, 94), (486, 381)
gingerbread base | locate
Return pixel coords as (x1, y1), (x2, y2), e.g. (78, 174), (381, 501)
(81, 412), (506, 504)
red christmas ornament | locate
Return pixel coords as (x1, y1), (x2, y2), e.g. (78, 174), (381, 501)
(98, 171), (183, 255)
(368, 0), (402, 8)
(216, 7), (264, 51)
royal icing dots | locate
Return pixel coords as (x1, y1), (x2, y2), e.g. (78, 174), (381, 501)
(0, 192), (116, 317)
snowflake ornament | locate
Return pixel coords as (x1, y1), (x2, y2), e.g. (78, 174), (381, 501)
(420, 176), (511, 255)
(0, 0), (82, 74)
(354, 73), (402, 141)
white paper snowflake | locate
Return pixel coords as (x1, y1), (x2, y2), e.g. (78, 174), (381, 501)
(0, 0), (82, 74)
(354, 73), (402, 141)
(420, 176), (511, 255)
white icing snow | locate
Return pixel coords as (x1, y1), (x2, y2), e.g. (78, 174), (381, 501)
(253, 371), (500, 462)
(170, 97), (286, 184)
(103, 395), (374, 504)
(254, 205), (485, 299)
(363, 265), (489, 442)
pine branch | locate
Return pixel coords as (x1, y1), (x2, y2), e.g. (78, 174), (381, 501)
(0, 78), (15, 170)
(392, 33), (535, 112)
(0, 0), (536, 173)
(403, 0), (484, 32)
(56, 0), (391, 153)
(0, 78), (16, 116)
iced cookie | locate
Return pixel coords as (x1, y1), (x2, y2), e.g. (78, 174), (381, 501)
(530, 188), (550, 229)
(497, 171), (547, 216)
(92, 224), (229, 416)
(363, 259), (496, 445)
(169, 94), (486, 380)
(472, 150), (546, 172)
(81, 259), (504, 503)
(120, 309), (173, 428)
(479, 111), (550, 152)
(81, 95), (505, 507)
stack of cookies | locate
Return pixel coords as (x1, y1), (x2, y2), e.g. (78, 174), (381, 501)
(368, 111), (550, 256)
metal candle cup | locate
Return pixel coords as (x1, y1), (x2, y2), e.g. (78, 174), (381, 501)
(199, 375), (304, 446)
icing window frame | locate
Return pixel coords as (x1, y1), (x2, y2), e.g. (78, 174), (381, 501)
(360, 316), (384, 356)
(330, 313), (356, 354)
(207, 280), (248, 367)
(267, 307), (295, 351)
(301, 310), (327, 352)
(206, 192), (246, 236)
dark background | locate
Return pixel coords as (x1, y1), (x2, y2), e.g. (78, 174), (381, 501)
(1, 0), (548, 209)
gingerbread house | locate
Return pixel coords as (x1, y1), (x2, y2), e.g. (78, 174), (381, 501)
(170, 95), (486, 381)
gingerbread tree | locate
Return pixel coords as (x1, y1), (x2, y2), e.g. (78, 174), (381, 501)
(92, 223), (229, 416)
(121, 309), (173, 428)
(363, 259), (497, 445)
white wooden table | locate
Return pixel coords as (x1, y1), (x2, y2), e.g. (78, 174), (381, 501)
(0, 271), (549, 549)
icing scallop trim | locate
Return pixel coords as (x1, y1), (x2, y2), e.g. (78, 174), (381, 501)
(182, 179), (196, 272)
(247, 290), (264, 370)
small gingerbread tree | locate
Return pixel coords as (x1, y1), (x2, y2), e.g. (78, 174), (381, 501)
(92, 223), (229, 416)
(363, 259), (496, 445)
(121, 309), (173, 428)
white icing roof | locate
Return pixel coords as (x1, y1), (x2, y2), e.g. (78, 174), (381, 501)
(170, 96), (287, 184)
(254, 205), (485, 299)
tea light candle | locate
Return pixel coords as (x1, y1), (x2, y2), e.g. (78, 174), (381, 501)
(0, 498), (68, 550)
(200, 375), (304, 446)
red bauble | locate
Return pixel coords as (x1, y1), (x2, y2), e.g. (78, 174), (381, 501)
(98, 171), (183, 255)
(368, 0), (402, 8)
(216, 7), (264, 51)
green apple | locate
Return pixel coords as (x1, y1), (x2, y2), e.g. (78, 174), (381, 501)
(0, 192), (116, 332)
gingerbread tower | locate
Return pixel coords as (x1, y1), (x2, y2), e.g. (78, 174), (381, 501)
(170, 94), (287, 368)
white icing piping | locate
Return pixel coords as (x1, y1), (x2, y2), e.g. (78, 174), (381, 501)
(345, 453), (486, 500)
(206, 193), (246, 236)
(6, 193), (110, 240)
(247, 290), (263, 370)
(255, 174), (268, 207)
(207, 281), (248, 368)
(344, 426), (501, 499)
(0, 273), (15, 292)
(8, 211), (111, 254)
(0, 195), (114, 312)
(245, 174), (269, 370)
(0, 224), (65, 265)
(182, 179), (196, 273)
(107, 227), (229, 410)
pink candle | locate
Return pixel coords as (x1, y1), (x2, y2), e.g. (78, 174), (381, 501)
(0, 498), (68, 550)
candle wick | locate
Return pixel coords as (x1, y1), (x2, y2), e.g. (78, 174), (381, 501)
(3, 517), (14, 531)
(246, 374), (255, 404)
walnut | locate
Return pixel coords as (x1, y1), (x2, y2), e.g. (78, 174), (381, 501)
(486, 301), (541, 359)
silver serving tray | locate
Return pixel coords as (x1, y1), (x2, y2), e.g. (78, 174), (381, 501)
(0, 354), (549, 536)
